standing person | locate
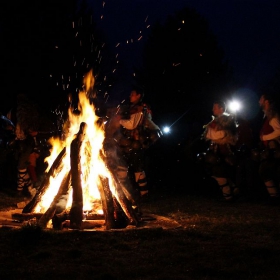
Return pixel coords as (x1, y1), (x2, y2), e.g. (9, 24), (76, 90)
(105, 86), (162, 208)
(27, 128), (40, 187)
(7, 94), (39, 197)
(118, 87), (161, 200)
(202, 100), (239, 201)
(258, 93), (280, 203)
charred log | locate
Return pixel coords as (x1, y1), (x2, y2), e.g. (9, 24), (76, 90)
(22, 146), (66, 213)
(69, 123), (86, 229)
(38, 171), (71, 228)
(101, 149), (140, 227)
(104, 146), (139, 207)
(98, 176), (115, 229)
(11, 212), (43, 222)
(52, 210), (69, 230)
(51, 193), (71, 230)
(110, 171), (140, 226)
(113, 197), (129, 229)
(62, 219), (104, 229)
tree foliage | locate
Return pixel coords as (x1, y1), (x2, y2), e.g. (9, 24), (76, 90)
(136, 7), (233, 119)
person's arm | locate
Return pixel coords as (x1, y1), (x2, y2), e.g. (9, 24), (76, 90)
(262, 117), (280, 141)
(119, 112), (142, 130)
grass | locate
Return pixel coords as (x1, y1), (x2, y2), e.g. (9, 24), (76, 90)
(0, 181), (280, 280)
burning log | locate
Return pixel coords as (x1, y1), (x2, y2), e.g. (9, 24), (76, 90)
(38, 171), (71, 228)
(103, 141), (139, 207)
(69, 122), (86, 229)
(109, 171), (140, 227)
(22, 146), (67, 213)
(101, 149), (140, 228)
(98, 176), (115, 229)
(51, 195), (71, 230)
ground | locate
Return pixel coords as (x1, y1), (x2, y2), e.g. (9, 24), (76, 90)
(0, 182), (280, 279)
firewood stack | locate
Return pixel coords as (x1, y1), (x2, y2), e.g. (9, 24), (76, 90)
(22, 122), (140, 230)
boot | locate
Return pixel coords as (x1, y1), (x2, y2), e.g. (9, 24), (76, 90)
(17, 168), (33, 197)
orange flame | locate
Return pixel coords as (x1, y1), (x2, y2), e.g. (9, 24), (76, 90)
(34, 70), (115, 217)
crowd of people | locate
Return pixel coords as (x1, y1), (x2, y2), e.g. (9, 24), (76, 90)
(198, 93), (280, 204)
(1, 88), (280, 213)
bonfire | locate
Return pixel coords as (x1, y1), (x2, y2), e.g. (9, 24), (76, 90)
(20, 70), (139, 230)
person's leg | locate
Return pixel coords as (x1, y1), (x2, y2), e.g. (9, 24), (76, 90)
(16, 139), (34, 196)
(27, 152), (40, 186)
(259, 158), (279, 200)
(130, 150), (149, 198)
(134, 170), (148, 197)
(212, 162), (235, 201)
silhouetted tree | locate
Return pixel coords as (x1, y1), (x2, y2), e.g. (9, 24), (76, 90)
(135, 7), (233, 122)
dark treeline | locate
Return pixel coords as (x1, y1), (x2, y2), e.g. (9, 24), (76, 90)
(1, 0), (280, 194)
(135, 7), (233, 123)
(1, 0), (280, 135)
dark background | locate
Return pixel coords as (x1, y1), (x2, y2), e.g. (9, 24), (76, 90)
(90, 0), (280, 91)
(0, 0), (279, 187)
(1, 0), (279, 111)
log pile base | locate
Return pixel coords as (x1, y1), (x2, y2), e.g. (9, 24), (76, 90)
(1, 210), (182, 231)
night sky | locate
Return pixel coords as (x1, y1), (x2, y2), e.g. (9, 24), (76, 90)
(90, 0), (280, 93)
(0, 0), (279, 123)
